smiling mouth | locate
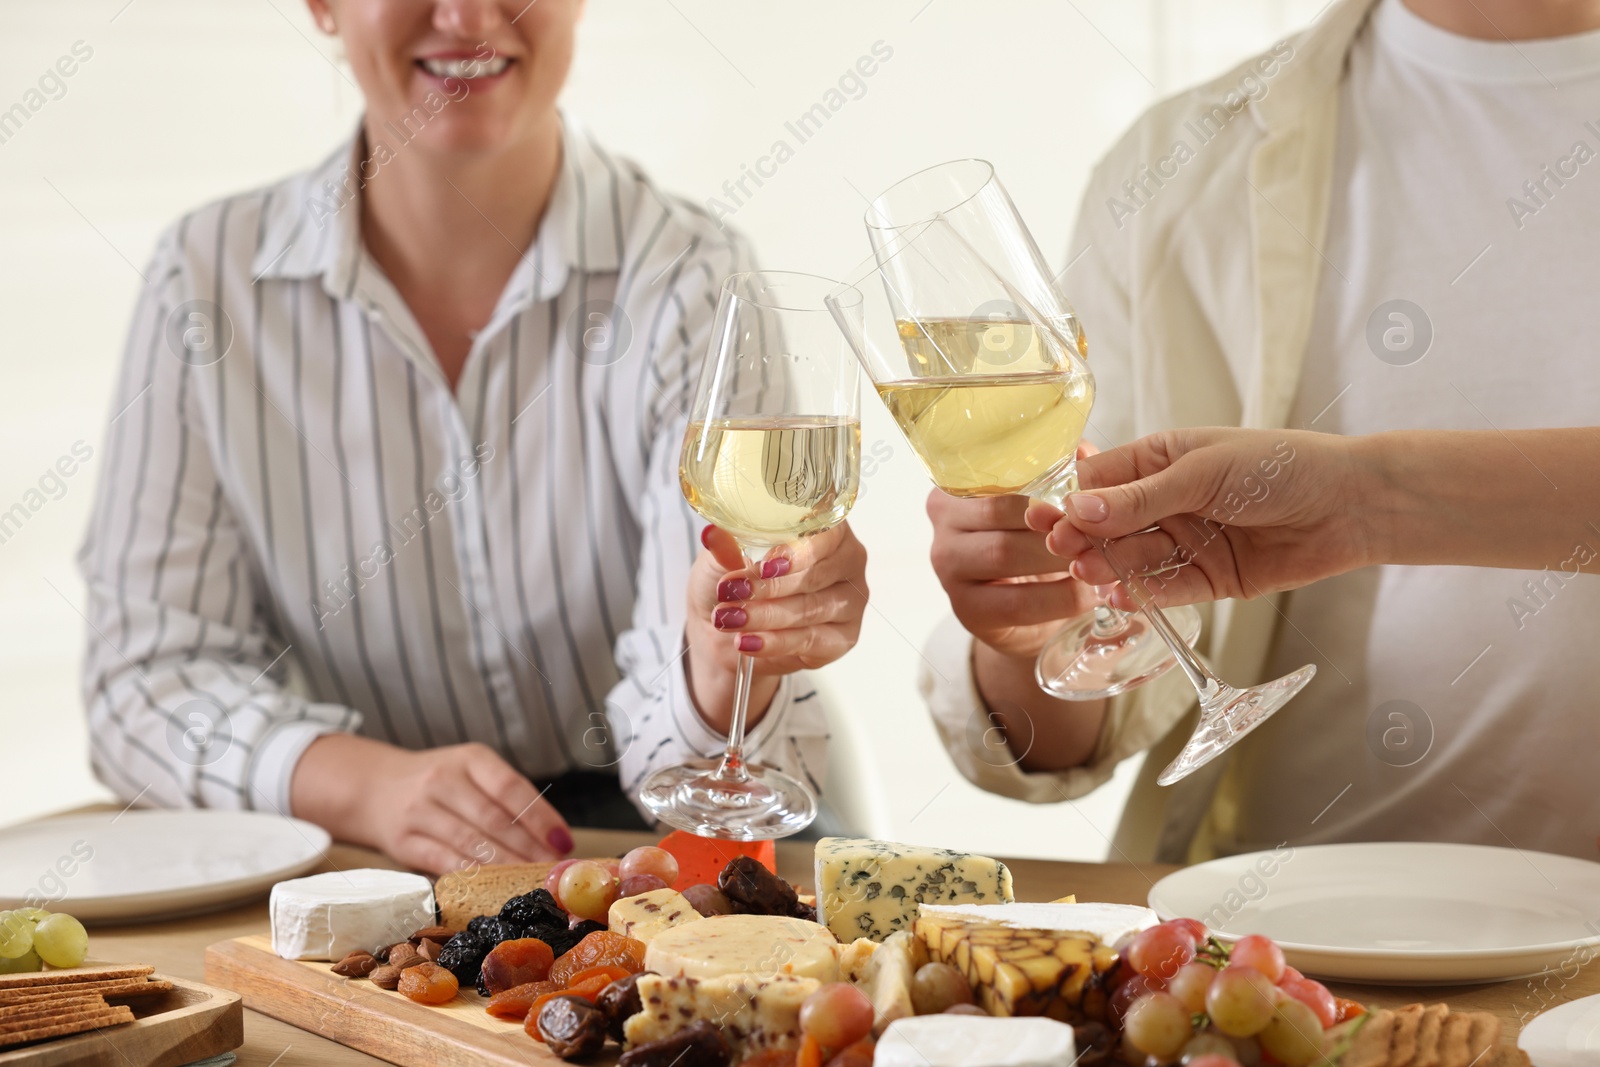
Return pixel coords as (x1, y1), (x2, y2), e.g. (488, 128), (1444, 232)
(417, 56), (512, 79)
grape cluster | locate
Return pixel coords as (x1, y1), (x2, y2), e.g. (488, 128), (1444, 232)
(1114, 922), (1354, 1067)
(0, 908), (89, 971)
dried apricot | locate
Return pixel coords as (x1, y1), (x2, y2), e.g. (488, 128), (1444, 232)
(564, 964), (631, 989)
(480, 937), (555, 995)
(549, 930), (646, 985)
(486, 979), (565, 1021)
(565, 973), (614, 1002)
(397, 961), (459, 1005)
(741, 1050), (798, 1067)
(824, 1040), (875, 1067)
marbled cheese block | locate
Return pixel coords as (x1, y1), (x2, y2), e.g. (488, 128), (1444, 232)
(815, 837), (1014, 943)
(625, 972), (819, 1055)
(914, 911), (1118, 1023)
(644, 914), (840, 981)
(607, 887), (701, 944)
(917, 902), (1156, 946)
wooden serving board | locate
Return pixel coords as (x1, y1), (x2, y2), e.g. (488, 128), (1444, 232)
(0, 972), (241, 1067)
(205, 935), (577, 1067)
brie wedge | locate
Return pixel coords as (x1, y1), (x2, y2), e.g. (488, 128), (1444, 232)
(876, 1015), (1078, 1067)
(270, 869), (436, 961)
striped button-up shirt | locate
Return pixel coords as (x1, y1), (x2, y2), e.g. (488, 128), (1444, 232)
(77, 117), (829, 819)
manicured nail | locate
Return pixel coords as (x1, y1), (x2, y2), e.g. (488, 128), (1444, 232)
(700, 526), (716, 549)
(718, 578), (752, 603)
(738, 635), (764, 653)
(714, 607), (748, 630)
(1070, 494), (1109, 522)
(548, 827), (574, 854)
(759, 557), (791, 580)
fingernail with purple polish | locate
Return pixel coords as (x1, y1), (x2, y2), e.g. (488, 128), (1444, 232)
(760, 557), (791, 580)
(738, 635), (764, 653)
(548, 827), (574, 854)
(718, 578), (752, 603)
(714, 607), (748, 630)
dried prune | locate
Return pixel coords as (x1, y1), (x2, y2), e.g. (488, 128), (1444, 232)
(481, 938), (555, 995)
(538, 994), (608, 1059)
(466, 916), (524, 944)
(719, 855), (798, 916)
(595, 971), (650, 1041)
(500, 888), (570, 930)
(436, 932), (493, 988)
(618, 1020), (733, 1067)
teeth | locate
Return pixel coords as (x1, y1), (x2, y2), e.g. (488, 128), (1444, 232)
(420, 56), (509, 79)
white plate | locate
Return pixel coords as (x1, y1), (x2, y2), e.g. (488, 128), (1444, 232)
(1520, 993), (1600, 1066)
(0, 810), (330, 923)
(1148, 842), (1600, 984)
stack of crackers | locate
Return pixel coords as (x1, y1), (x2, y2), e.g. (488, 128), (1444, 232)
(0, 965), (170, 1050)
(1341, 1002), (1529, 1067)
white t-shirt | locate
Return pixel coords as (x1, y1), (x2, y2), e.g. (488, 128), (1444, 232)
(1229, 0), (1600, 858)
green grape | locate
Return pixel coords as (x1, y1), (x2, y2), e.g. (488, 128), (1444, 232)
(1258, 998), (1324, 1067)
(32, 913), (89, 969)
(1124, 991), (1194, 1060)
(13, 908), (52, 923)
(0, 912), (35, 960)
(0, 948), (42, 974)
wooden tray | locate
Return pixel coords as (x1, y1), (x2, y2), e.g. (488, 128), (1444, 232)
(0, 973), (242, 1067)
(205, 935), (572, 1067)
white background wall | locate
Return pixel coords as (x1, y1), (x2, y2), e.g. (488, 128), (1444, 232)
(0, 0), (1323, 856)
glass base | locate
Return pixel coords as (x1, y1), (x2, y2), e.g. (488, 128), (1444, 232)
(637, 758), (818, 840)
(1156, 664), (1318, 786)
(1035, 604), (1204, 701)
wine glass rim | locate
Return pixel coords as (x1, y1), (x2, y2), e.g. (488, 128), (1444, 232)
(722, 270), (862, 313)
(863, 159), (998, 231)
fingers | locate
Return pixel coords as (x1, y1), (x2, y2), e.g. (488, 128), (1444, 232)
(733, 621), (859, 667)
(931, 528), (1063, 583)
(1024, 500), (1063, 534)
(1101, 562), (1222, 612)
(720, 584), (864, 634)
(734, 524), (867, 601)
(1056, 456), (1225, 542)
(926, 490), (1033, 532)
(463, 747), (573, 859)
(1063, 526), (1192, 586)
(952, 576), (1091, 629)
(699, 524), (746, 572)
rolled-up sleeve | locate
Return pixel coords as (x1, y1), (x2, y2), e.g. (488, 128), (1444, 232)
(77, 229), (358, 814)
(607, 226), (829, 813)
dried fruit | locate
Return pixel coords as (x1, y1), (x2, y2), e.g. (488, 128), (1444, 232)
(596, 971), (650, 1041)
(823, 1040), (875, 1067)
(537, 995), (608, 1059)
(680, 884), (734, 917)
(564, 964), (631, 989)
(719, 855), (798, 916)
(486, 979), (566, 1021)
(398, 961), (459, 1005)
(549, 931), (646, 986)
(481, 938), (556, 995)
(618, 1020), (734, 1067)
(331, 951), (378, 978)
(435, 932), (493, 988)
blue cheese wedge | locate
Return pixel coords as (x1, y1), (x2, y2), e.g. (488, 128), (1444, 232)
(917, 901), (1157, 945)
(815, 837), (1014, 943)
(876, 1015), (1077, 1067)
(625, 972), (818, 1055)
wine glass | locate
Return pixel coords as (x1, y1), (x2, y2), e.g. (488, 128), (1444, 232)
(834, 162), (1316, 785)
(637, 271), (863, 838)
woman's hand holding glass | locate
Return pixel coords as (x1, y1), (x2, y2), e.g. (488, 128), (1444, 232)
(685, 522), (868, 729)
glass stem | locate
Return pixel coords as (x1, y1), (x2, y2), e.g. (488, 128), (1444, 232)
(1030, 464), (1131, 640)
(713, 550), (758, 784)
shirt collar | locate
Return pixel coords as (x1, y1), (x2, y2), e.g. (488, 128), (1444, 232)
(249, 112), (624, 304)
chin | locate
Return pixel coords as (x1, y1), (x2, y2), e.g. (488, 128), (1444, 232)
(370, 106), (531, 159)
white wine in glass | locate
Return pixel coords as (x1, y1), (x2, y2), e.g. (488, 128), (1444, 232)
(638, 271), (862, 839)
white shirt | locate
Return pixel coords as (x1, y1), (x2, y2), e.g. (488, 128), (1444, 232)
(1236, 0), (1600, 858)
(77, 117), (829, 819)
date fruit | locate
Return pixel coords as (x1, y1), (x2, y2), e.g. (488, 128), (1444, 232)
(718, 856), (798, 917)
(538, 994), (609, 1060)
(618, 1020), (733, 1067)
(596, 971), (650, 1041)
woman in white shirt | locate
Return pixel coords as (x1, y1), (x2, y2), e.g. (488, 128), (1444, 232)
(77, 0), (869, 875)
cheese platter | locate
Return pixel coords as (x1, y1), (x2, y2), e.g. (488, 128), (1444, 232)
(200, 832), (1534, 1067)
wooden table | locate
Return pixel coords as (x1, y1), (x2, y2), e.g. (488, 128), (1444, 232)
(86, 829), (1591, 1065)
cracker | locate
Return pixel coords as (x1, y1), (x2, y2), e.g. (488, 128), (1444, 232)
(434, 861), (561, 931)
(1414, 1003), (1451, 1067)
(0, 966), (153, 990)
(0, 978), (171, 1004)
(0, 1004), (118, 1035)
(0, 998), (107, 1028)
(1465, 1012), (1500, 1063)
(1342, 1008), (1395, 1067)
(1439, 1012), (1473, 1067)
(1388, 1002), (1425, 1065)
(0, 994), (105, 1018)
(0, 1005), (135, 1048)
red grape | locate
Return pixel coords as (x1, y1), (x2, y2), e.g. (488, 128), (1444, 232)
(1259, 998), (1324, 1066)
(799, 982), (874, 1048)
(557, 860), (619, 921)
(1281, 965), (1304, 984)
(1109, 974), (1153, 1027)
(619, 874), (670, 898)
(619, 846), (679, 886)
(1171, 917), (1209, 946)
(1230, 934), (1286, 983)
(1126, 922), (1197, 983)
(1167, 960), (1216, 1013)
(543, 859), (578, 899)
(1278, 975), (1337, 1028)
(1205, 966), (1278, 1038)
(1123, 991), (1193, 1060)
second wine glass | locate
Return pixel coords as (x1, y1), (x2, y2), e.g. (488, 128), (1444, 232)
(636, 271), (863, 839)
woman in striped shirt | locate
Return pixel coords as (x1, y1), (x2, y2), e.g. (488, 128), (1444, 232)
(77, 0), (869, 875)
